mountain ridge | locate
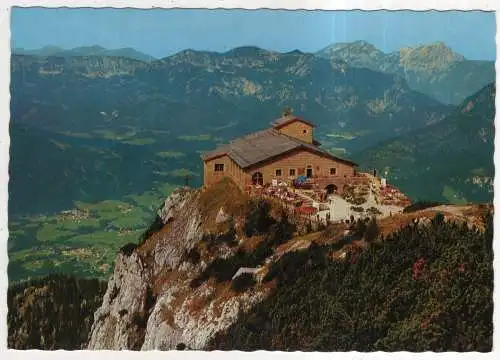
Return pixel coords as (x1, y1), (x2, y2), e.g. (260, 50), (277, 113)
(11, 51), (451, 148)
(13, 41), (494, 106)
(316, 40), (495, 104)
(355, 82), (495, 204)
(13, 45), (156, 62)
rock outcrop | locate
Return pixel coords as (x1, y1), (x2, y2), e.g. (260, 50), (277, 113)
(87, 184), (271, 350)
(87, 252), (149, 350)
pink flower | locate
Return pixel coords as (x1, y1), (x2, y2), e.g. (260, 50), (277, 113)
(412, 258), (426, 280)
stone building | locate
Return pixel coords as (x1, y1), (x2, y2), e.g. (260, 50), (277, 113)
(201, 114), (358, 194)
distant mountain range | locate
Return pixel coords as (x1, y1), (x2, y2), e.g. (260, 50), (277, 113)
(13, 45), (156, 62)
(9, 41), (495, 217)
(316, 40), (495, 105)
(356, 82), (495, 204)
(13, 41), (495, 106)
(11, 46), (451, 150)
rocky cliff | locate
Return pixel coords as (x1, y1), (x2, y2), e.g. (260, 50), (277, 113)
(8, 178), (492, 350)
(87, 182), (274, 350)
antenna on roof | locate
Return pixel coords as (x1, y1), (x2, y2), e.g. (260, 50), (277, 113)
(282, 106), (293, 117)
(184, 174), (192, 187)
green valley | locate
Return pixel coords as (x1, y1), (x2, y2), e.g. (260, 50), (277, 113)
(8, 184), (178, 283)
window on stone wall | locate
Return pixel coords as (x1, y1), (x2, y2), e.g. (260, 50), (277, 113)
(330, 167), (337, 175)
(275, 169), (282, 177)
(303, 129), (307, 134)
(215, 163), (224, 172)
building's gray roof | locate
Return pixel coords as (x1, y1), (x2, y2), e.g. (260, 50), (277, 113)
(201, 128), (357, 169)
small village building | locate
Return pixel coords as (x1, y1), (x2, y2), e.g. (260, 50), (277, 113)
(201, 114), (358, 194)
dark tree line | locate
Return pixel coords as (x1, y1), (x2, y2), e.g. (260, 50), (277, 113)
(8, 274), (107, 350)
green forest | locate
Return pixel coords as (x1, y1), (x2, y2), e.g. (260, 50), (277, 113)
(8, 274), (107, 349)
(209, 211), (493, 352)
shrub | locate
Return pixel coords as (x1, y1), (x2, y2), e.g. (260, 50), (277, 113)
(176, 343), (187, 351)
(202, 226), (238, 249)
(322, 224), (340, 239)
(263, 245), (326, 285)
(186, 248), (201, 264)
(403, 201), (442, 213)
(354, 219), (367, 237)
(139, 214), (164, 245)
(252, 241), (274, 263)
(244, 199), (275, 237)
(351, 197), (366, 205)
(189, 277), (203, 289)
(265, 214), (296, 247)
(194, 238), (275, 287)
(119, 243), (137, 257)
(202, 257), (239, 283)
(231, 273), (256, 293)
(364, 217), (380, 242)
(366, 206), (382, 215)
(432, 212), (445, 226)
(131, 312), (147, 328)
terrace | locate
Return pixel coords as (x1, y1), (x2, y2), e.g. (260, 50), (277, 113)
(242, 171), (410, 226)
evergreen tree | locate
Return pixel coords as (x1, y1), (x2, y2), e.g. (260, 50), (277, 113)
(364, 217), (380, 242)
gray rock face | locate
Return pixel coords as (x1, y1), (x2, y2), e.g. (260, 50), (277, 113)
(215, 207), (231, 224)
(87, 187), (268, 350)
(152, 189), (203, 275)
(140, 282), (268, 351)
(158, 186), (191, 224)
(87, 252), (150, 350)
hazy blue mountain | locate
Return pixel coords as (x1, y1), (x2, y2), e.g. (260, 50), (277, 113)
(14, 45), (65, 57)
(355, 83), (495, 204)
(316, 41), (495, 105)
(13, 45), (156, 62)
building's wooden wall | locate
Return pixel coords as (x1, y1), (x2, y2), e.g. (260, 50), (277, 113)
(203, 155), (246, 188)
(243, 148), (355, 190)
(277, 121), (313, 143)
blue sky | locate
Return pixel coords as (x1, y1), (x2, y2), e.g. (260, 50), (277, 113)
(11, 8), (496, 60)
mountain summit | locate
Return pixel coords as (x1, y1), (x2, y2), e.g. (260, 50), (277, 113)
(316, 41), (494, 104)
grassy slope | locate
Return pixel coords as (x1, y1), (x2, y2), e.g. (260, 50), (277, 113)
(8, 179), (180, 283)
